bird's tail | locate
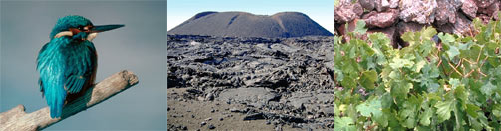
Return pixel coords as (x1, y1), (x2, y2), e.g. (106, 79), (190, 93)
(42, 74), (66, 118)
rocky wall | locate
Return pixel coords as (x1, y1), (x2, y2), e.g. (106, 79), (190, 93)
(335, 0), (501, 48)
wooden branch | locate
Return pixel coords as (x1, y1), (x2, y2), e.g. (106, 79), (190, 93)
(0, 70), (139, 131)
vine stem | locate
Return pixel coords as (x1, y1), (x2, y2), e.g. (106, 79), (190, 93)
(448, 62), (463, 76)
(477, 56), (489, 77)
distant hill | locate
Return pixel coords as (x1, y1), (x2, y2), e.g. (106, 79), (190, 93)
(168, 11), (333, 38)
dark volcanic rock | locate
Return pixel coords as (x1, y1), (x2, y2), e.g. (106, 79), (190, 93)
(435, 12), (473, 35)
(168, 12), (333, 38)
(284, 91), (334, 116)
(168, 35), (335, 90)
(217, 88), (279, 108)
(243, 113), (266, 120)
(168, 34), (334, 129)
(208, 124), (215, 129)
(168, 124), (188, 131)
(452, 13), (473, 35)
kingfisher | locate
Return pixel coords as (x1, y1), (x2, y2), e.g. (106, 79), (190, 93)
(37, 15), (124, 118)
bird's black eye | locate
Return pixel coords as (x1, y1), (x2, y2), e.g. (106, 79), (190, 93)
(78, 26), (84, 30)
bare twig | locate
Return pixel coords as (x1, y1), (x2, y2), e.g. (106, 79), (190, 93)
(0, 70), (139, 131)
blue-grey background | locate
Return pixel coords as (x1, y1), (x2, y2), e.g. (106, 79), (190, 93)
(1, 0), (167, 130)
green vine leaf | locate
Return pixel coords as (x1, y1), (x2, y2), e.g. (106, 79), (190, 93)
(435, 99), (454, 122)
(421, 27), (437, 40)
(360, 70), (377, 89)
(419, 105), (433, 126)
(333, 13), (501, 130)
(356, 97), (382, 117)
(446, 45), (460, 60)
(480, 81), (496, 96)
(353, 20), (367, 35)
(465, 104), (481, 118)
(334, 117), (356, 131)
(437, 32), (455, 44)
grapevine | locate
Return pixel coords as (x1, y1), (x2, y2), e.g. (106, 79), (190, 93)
(333, 15), (501, 130)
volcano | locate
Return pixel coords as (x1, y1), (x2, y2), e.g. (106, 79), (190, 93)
(168, 11), (333, 38)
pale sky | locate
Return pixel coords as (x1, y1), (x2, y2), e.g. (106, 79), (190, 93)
(167, 0), (334, 34)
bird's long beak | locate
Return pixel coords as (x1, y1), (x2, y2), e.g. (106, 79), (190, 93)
(85, 24), (124, 41)
(91, 24), (125, 33)
(53, 24), (124, 40)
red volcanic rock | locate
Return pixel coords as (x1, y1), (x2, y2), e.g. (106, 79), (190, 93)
(437, 13), (473, 36)
(478, 14), (492, 24)
(436, 23), (455, 34)
(336, 19), (359, 42)
(375, 0), (390, 12)
(362, 9), (399, 28)
(353, 3), (364, 16)
(358, 0), (396, 11)
(336, 0), (500, 50)
(389, 0), (399, 9)
(337, 19), (397, 48)
(336, 19), (358, 35)
(453, 13), (473, 35)
(435, 0), (462, 25)
(461, 0), (478, 19)
(475, 0), (495, 8)
(397, 22), (426, 36)
(399, 0), (438, 24)
(359, 0), (375, 11)
(497, 11), (501, 21)
(335, 3), (364, 24)
(478, 0), (500, 20)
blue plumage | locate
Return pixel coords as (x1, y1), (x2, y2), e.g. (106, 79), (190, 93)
(37, 15), (123, 118)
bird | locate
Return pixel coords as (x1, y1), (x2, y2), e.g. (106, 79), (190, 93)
(37, 15), (124, 118)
